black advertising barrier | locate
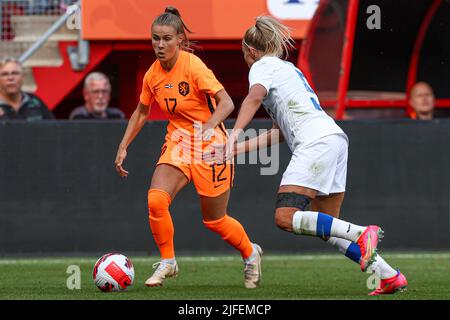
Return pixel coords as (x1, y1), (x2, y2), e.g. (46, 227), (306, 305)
(0, 119), (449, 255)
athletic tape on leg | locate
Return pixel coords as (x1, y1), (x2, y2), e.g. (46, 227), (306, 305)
(276, 192), (311, 210)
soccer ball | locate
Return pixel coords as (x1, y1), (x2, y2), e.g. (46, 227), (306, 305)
(93, 253), (135, 292)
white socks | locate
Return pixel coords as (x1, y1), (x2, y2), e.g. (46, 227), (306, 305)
(368, 255), (398, 279)
(292, 211), (366, 242)
(327, 237), (353, 255)
(293, 212), (397, 279)
(326, 237), (397, 279)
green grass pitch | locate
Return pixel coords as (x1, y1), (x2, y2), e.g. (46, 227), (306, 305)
(0, 252), (449, 300)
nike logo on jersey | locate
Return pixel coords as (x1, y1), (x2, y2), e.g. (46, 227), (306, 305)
(214, 184), (223, 188)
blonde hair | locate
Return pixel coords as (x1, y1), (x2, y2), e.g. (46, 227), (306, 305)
(243, 16), (295, 58)
(152, 6), (193, 52)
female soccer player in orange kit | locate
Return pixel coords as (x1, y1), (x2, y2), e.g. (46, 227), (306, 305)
(114, 7), (262, 288)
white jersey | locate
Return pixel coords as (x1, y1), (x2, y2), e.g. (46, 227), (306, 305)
(249, 56), (346, 151)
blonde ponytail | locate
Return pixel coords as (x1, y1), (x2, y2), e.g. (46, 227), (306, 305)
(243, 16), (295, 58)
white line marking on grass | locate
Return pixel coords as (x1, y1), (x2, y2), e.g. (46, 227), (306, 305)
(0, 252), (449, 265)
(175, 253), (450, 262)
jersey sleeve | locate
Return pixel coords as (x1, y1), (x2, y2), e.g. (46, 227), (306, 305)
(192, 56), (224, 96)
(248, 59), (279, 95)
(139, 69), (154, 106)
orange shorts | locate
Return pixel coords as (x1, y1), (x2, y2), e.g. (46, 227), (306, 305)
(157, 140), (234, 197)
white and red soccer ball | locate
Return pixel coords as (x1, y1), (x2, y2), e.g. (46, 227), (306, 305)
(93, 253), (135, 292)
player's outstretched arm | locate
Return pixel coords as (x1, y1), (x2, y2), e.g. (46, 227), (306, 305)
(226, 84), (266, 159)
(234, 121), (284, 156)
(232, 84), (266, 133)
(115, 102), (151, 177)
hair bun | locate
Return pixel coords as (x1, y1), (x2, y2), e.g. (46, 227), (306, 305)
(165, 6), (181, 18)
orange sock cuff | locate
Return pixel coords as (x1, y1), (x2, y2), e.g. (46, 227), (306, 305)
(148, 188), (172, 207)
(202, 215), (227, 227)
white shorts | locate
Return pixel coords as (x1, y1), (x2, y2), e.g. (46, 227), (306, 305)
(280, 133), (348, 196)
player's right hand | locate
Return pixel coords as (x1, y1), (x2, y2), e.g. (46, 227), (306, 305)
(202, 142), (226, 164)
(115, 147), (129, 178)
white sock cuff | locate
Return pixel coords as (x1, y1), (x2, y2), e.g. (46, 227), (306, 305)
(292, 211), (303, 234)
(292, 211), (319, 235)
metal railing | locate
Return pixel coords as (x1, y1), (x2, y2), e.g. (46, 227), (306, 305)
(18, 2), (79, 62)
(0, 0), (87, 70)
(1, 0), (76, 39)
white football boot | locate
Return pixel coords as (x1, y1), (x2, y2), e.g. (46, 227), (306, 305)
(145, 260), (178, 287)
(244, 243), (263, 289)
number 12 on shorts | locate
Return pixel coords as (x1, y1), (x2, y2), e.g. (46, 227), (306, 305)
(210, 163), (227, 183)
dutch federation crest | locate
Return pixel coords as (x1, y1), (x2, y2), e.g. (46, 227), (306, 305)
(178, 81), (190, 96)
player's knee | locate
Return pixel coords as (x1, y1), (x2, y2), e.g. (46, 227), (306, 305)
(148, 189), (171, 218)
(274, 210), (284, 229)
(275, 192), (312, 232)
(274, 208), (296, 231)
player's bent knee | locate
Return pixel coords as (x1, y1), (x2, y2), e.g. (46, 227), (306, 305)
(274, 208), (296, 231)
(274, 210), (285, 230)
(148, 189), (171, 217)
(275, 193), (312, 231)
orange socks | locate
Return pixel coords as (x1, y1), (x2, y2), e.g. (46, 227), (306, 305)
(149, 189), (253, 260)
(203, 214), (254, 259)
(148, 189), (175, 260)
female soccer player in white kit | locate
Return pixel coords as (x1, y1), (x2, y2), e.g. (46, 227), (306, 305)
(227, 16), (407, 295)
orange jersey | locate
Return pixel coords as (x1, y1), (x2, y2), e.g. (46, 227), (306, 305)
(140, 50), (227, 143)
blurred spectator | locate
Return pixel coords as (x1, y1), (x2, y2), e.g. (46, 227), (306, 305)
(0, 57), (54, 120)
(409, 81), (435, 120)
(69, 72), (125, 120)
